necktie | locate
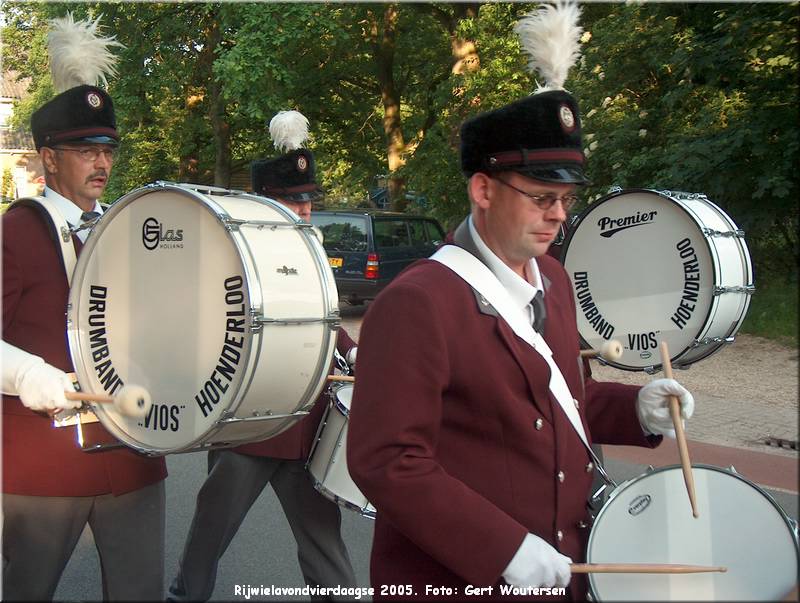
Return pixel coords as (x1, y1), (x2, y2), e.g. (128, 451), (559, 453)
(531, 289), (546, 334)
(80, 211), (101, 223)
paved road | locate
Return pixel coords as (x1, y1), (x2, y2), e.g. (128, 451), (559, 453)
(53, 302), (798, 600)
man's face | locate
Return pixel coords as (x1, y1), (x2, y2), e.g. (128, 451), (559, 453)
(277, 198), (313, 222)
(479, 171), (574, 266)
(41, 142), (116, 209)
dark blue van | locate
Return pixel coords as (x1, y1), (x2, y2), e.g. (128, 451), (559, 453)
(310, 209), (445, 305)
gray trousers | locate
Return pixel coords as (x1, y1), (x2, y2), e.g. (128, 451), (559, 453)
(168, 449), (356, 601)
(2, 481), (165, 601)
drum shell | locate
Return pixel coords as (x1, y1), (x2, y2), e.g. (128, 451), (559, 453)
(586, 464), (799, 601)
(306, 384), (376, 517)
(67, 183), (339, 454)
(562, 189), (753, 371)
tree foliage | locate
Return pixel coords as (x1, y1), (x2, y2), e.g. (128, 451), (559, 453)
(2, 1), (797, 277)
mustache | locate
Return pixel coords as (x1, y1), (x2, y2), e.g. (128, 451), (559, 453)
(85, 170), (108, 183)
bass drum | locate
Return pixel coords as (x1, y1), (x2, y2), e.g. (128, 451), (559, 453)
(586, 465), (799, 601)
(67, 182), (339, 454)
(562, 189), (753, 371)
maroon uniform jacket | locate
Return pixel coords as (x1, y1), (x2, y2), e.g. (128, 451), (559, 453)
(233, 328), (356, 459)
(347, 227), (659, 600)
(2, 204), (167, 496)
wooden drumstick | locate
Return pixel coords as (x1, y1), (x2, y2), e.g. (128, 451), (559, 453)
(659, 341), (699, 518)
(328, 375), (355, 382)
(571, 563), (726, 574)
(580, 340), (623, 361)
(65, 385), (152, 418)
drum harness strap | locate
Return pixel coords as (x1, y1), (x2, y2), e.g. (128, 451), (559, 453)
(8, 196), (103, 435)
(431, 244), (616, 489)
(10, 196), (78, 286)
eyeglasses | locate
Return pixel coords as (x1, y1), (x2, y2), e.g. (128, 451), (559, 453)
(492, 177), (579, 212)
(53, 146), (118, 162)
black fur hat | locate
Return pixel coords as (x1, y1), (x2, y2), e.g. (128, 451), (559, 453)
(31, 14), (122, 151)
(251, 110), (323, 202)
(251, 148), (323, 203)
(460, 2), (588, 184)
(31, 84), (118, 151)
(459, 90), (586, 184)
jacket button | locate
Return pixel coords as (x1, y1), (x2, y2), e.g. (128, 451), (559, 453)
(557, 470), (565, 483)
(586, 462), (594, 472)
(556, 530), (564, 542)
(535, 418), (543, 430)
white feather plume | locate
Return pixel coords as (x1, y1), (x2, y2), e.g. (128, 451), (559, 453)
(47, 13), (123, 93)
(269, 110), (310, 152)
(514, 0), (583, 93)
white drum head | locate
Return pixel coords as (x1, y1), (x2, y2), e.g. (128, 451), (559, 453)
(334, 383), (353, 415)
(68, 187), (255, 452)
(587, 465), (799, 600)
(563, 190), (744, 370)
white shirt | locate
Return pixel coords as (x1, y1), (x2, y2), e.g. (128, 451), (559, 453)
(43, 187), (103, 243)
(468, 216), (545, 331)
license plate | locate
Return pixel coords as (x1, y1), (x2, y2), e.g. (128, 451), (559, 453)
(328, 257), (343, 268)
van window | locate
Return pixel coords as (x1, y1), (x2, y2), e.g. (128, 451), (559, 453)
(425, 220), (445, 246)
(374, 219), (410, 249)
(408, 220), (427, 246)
(313, 215), (368, 252)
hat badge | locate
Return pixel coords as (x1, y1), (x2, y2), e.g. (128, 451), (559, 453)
(558, 104), (576, 132)
(296, 155), (308, 173)
(86, 91), (103, 110)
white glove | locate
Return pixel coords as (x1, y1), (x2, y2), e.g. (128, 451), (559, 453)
(2, 341), (79, 412)
(502, 533), (572, 589)
(345, 346), (357, 367)
(637, 378), (695, 438)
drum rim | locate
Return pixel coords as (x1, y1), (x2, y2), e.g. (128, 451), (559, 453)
(562, 188), (739, 372)
(67, 182), (261, 454)
(585, 463), (799, 598)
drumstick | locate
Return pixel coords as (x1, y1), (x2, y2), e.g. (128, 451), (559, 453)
(571, 563), (726, 574)
(659, 341), (699, 518)
(65, 385), (152, 418)
(328, 375), (355, 382)
(580, 340), (623, 361)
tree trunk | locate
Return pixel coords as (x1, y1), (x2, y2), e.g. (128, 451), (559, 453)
(373, 4), (407, 211)
(205, 20), (231, 187)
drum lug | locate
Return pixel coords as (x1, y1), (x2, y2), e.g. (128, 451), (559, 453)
(728, 465), (738, 474)
(607, 185), (623, 194)
(646, 464), (655, 472)
(217, 409), (310, 424)
(252, 314), (341, 329)
(713, 285), (756, 295)
(643, 365), (658, 375)
(702, 227), (747, 238)
(692, 335), (736, 348)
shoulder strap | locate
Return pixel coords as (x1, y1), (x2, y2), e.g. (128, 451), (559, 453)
(431, 244), (589, 447)
(9, 196), (77, 286)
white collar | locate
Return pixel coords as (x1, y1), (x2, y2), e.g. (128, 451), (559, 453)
(43, 186), (103, 226)
(467, 216), (543, 311)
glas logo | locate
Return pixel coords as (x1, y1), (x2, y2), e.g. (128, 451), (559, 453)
(142, 217), (184, 250)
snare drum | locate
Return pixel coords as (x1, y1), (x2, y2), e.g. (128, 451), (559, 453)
(586, 465), (799, 601)
(562, 189), (754, 371)
(67, 182), (339, 454)
(307, 384), (376, 518)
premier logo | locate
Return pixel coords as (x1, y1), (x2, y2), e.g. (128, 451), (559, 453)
(598, 210), (657, 238)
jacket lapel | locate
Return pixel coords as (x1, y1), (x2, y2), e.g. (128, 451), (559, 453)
(452, 219), (555, 422)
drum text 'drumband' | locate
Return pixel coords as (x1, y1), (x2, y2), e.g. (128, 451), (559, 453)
(88, 285), (124, 396)
(670, 238), (701, 330)
(573, 272), (616, 339)
(195, 275), (247, 418)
